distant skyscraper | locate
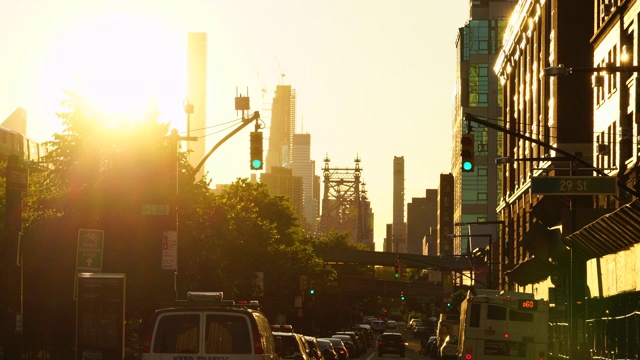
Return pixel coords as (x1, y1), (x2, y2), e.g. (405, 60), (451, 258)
(187, 32), (207, 174)
(392, 156), (406, 252)
(292, 133), (316, 228)
(406, 189), (437, 255)
(266, 85), (296, 171)
(260, 166), (304, 218)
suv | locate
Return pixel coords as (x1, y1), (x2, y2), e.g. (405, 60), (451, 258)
(377, 332), (407, 358)
(439, 335), (458, 360)
(142, 292), (278, 360)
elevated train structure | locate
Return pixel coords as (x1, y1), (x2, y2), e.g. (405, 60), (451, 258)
(318, 249), (482, 298)
(0, 126), (49, 163)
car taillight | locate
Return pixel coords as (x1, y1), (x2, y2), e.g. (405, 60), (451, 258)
(339, 349), (345, 354)
(253, 331), (264, 354)
(142, 329), (152, 353)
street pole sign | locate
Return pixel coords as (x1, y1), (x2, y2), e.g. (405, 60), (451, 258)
(531, 176), (616, 195)
(76, 229), (104, 271)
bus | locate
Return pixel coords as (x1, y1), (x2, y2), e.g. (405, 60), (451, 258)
(457, 289), (549, 360)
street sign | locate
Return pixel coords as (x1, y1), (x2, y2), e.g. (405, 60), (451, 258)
(76, 229), (104, 271)
(142, 204), (169, 215)
(9, 165), (28, 191)
(531, 176), (616, 195)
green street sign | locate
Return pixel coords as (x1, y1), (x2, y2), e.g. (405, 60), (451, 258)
(76, 229), (104, 271)
(142, 204), (169, 215)
(531, 176), (616, 195)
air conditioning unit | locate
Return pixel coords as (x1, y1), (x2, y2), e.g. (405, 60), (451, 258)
(597, 143), (610, 156)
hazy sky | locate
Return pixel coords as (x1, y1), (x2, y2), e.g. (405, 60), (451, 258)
(0, 0), (471, 251)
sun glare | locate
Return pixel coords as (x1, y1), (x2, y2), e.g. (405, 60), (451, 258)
(40, 12), (186, 128)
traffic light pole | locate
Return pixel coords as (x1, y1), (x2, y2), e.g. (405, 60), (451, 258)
(464, 113), (640, 199)
(193, 111), (261, 176)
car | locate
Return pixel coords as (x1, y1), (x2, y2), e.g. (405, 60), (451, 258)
(316, 338), (338, 360)
(412, 325), (427, 339)
(423, 336), (437, 356)
(408, 318), (423, 330)
(377, 332), (407, 357)
(370, 320), (387, 333)
(385, 320), (398, 330)
(319, 337), (349, 360)
(305, 336), (326, 360)
(141, 291), (278, 360)
(335, 331), (365, 355)
(396, 321), (406, 330)
(439, 335), (458, 360)
(273, 332), (313, 360)
(271, 324), (295, 333)
(331, 334), (357, 358)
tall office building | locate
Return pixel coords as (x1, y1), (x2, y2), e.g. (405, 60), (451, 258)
(451, 0), (516, 255)
(291, 133), (317, 228)
(187, 33), (207, 175)
(406, 189), (438, 255)
(265, 85), (296, 171)
(392, 156), (406, 253)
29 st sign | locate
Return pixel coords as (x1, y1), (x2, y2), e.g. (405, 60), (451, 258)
(531, 176), (616, 195)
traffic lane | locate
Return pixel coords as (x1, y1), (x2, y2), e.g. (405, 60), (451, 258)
(365, 330), (424, 360)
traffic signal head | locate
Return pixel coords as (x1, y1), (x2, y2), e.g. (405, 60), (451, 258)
(401, 292), (405, 301)
(394, 264), (399, 278)
(250, 131), (263, 170)
(309, 280), (315, 295)
(461, 133), (475, 172)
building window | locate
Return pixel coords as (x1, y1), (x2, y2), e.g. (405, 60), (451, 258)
(478, 192), (488, 201)
(470, 64), (489, 107)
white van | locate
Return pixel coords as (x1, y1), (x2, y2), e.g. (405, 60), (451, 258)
(142, 292), (278, 360)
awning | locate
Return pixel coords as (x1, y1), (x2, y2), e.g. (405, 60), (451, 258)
(564, 200), (640, 259)
(504, 256), (556, 285)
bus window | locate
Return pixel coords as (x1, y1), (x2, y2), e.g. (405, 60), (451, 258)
(470, 304), (481, 327)
(487, 305), (506, 320)
(509, 309), (533, 322)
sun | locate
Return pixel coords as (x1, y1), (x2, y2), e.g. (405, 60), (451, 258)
(40, 12), (186, 127)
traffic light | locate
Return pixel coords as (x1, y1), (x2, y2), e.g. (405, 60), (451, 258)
(309, 280), (315, 295)
(401, 292), (405, 301)
(461, 133), (475, 172)
(250, 131), (263, 170)
(394, 264), (400, 278)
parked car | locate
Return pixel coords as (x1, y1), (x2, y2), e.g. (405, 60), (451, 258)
(377, 332), (407, 358)
(141, 292), (277, 360)
(316, 338), (338, 360)
(335, 331), (365, 355)
(273, 332), (313, 360)
(396, 321), (407, 330)
(305, 336), (326, 360)
(331, 334), (357, 358)
(320, 338), (349, 360)
(408, 318), (423, 330)
(439, 335), (458, 360)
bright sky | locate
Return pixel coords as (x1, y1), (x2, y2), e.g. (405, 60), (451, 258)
(0, 0), (470, 251)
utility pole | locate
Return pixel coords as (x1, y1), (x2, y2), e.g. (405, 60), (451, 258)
(2, 154), (27, 358)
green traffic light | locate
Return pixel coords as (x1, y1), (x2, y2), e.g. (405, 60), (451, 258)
(462, 161), (473, 171)
(394, 273), (399, 278)
(251, 159), (262, 169)
(309, 289), (315, 295)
